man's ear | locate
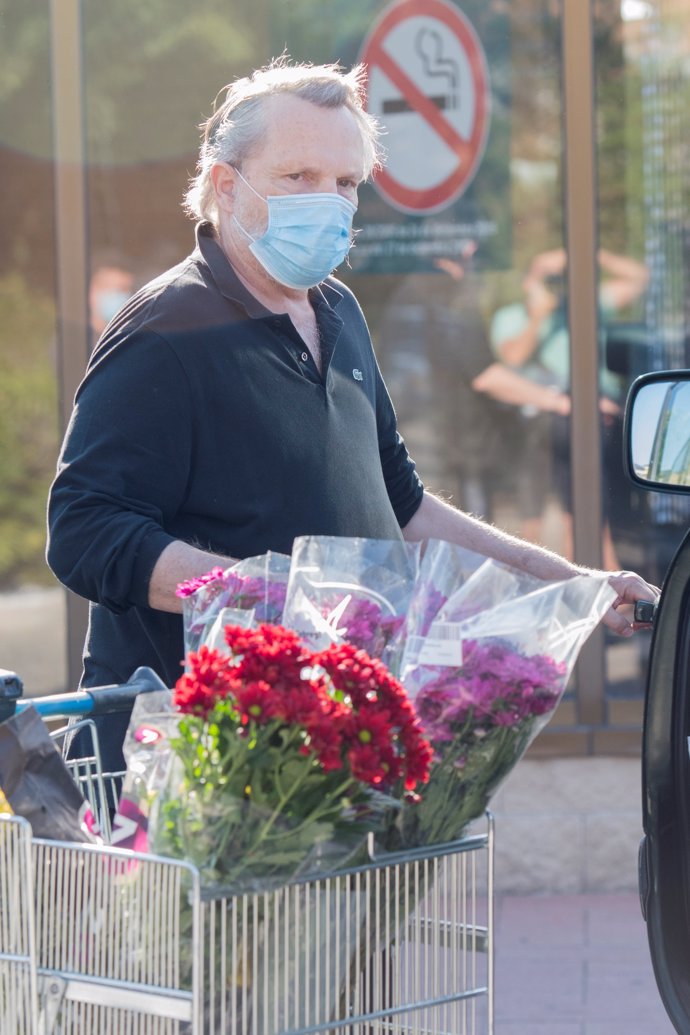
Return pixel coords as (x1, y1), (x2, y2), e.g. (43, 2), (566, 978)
(210, 162), (237, 215)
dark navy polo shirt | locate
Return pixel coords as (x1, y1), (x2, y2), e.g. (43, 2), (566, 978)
(47, 222), (424, 706)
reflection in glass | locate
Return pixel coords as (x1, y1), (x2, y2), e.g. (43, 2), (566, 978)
(596, 0), (690, 709)
(0, 2), (67, 696)
(631, 380), (690, 488)
(349, 5), (575, 562)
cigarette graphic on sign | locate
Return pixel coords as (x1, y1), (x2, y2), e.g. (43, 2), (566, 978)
(359, 0), (490, 215)
(383, 28), (458, 114)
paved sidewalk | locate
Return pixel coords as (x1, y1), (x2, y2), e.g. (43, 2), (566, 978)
(494, 892), (674, 1034)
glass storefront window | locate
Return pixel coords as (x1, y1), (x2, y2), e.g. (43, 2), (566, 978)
(345, 3), (571, 552)
(0, 1), (67, 697)
(596, 0), (690, 726)
(5, 0), (687, 743)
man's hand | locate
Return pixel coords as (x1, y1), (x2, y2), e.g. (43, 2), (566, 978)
(603, 571), (661, 637)
(404, 493), (662, 639)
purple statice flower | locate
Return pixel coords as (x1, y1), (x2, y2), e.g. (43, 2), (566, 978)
(254, 580), (288, 624)
(206, 573), (287, 623)
(414, 682), (457, 742)
(390, 639), (569, 852)
(181, 571), (287, 648)
(221, 572), (264, 607)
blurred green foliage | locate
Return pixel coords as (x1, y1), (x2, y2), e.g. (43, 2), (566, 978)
(0, 275), (58, 588)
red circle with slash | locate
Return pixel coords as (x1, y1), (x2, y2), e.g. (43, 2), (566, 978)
(360, 0), (490, 213)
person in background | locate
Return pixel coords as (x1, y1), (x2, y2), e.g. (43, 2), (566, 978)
(46, 58), (658, 768)
(378, 248), (570, 520)
(88, 257), (136, 345)
(490, 246), (649, 565)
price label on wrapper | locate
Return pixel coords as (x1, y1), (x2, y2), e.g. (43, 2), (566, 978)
(417, 622), (464, 666)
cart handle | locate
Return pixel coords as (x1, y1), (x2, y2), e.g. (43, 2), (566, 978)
(0, 666), (168, 722)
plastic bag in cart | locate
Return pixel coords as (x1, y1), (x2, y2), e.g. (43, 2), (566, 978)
(0, 704), (100, 842)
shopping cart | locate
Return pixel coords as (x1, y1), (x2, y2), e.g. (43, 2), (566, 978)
(0, 673), (494, 1035)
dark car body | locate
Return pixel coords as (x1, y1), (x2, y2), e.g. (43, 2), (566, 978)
(625, 370), (690, 1033)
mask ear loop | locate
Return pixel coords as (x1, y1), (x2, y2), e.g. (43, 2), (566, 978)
(231, 168), (267, 244)
(233, 217), (257, 244)
(232, 167), (266, 204)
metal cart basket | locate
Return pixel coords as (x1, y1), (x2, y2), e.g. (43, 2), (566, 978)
(0, 679), (494, 1035)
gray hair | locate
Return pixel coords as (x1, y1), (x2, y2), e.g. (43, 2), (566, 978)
(183, 56), (384, 225)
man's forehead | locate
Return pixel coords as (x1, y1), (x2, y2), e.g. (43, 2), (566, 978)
(256, 94), (366, 173)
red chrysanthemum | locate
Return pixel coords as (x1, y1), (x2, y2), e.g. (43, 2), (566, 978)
(173, 625), (431, 791)
(303, 717), (345, 771)
(174, 644), (234, 717)
(347, 741), (399, 787)
(224, 623), (310, 690)
(315, 642), (432, 790)
(233, 680), (283, 726)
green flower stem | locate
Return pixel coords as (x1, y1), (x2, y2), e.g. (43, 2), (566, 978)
(205, 758), (318, 882)
(261, 776), (358, 844)
(229, 763), (339, 871)
(273, 727), (306, 801)
(215, 731), (253, 786)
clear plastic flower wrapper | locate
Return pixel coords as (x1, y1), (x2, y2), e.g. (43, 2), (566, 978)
(110, 688), (177, 852)
(282, 534), (420, 673)
(382, 539), (618, 853)
(146, 622), (432, 897)
(176, 551), (290, 660)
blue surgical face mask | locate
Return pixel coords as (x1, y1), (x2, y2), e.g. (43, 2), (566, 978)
(96, 289), (131, 324)
(232, 169), (357, 290)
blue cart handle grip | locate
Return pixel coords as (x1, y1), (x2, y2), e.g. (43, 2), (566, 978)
(0, 666), (168, 722)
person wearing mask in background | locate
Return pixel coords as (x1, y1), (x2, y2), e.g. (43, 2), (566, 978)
(46, 58), (658, 768)
(88, 257), (136, 346)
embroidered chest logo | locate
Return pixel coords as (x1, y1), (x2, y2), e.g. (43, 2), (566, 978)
(352, 368), (364, 381)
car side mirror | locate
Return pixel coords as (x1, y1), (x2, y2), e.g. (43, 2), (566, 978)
(625, 370), (690, 492)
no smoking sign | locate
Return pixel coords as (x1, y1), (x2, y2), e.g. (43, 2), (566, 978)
(360, 0), (491, 215)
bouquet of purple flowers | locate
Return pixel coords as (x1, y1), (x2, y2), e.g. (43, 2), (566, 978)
(383, 539), (617, 851)
(176, 551), (290, 658)
(281, 535), (420, 673)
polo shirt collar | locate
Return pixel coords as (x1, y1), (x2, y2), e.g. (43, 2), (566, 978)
(194, 221), (270, 318)
(194, 220), (346, 318)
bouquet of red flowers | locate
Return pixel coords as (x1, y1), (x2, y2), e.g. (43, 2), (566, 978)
(149, 623), (432, 894)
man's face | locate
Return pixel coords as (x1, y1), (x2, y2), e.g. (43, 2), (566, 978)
(231, 93), (366, 239)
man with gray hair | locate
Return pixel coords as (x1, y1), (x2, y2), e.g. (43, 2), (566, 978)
(47, 56), (657, 766)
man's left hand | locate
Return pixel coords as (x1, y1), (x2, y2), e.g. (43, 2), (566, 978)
(603, 571), (661, 637)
